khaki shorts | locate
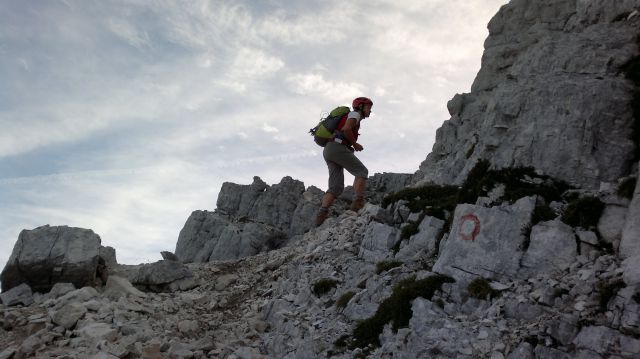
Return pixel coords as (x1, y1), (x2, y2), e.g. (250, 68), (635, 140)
(323, 142), (368, 196)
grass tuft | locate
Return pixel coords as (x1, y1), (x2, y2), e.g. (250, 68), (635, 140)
(597, 278), (626, 312)
(617, 177), (637, 199)
(467, 277), (498, 300)
(350, 275), (455, 349)
(375, 260), (403, 274)
(312, 279), (338, 297)
(336, 291), (356, 309)
(561, 196), (605, 229)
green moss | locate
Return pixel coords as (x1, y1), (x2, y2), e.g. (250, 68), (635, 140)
(458, 160), (573, 205)
(597, 278), (626, 311)
(334, 335), (350, 348)
(350, 275), (455, 349)
(435, 298), (445, 309)
(375, 260), (403, 274)
(392, 239), (402, 254)
(357, 279), (367, 289)
(312, 279), (338, 297)
(401, 221), (420, 240)
(336, 291), (356, 309)
(532, 203), (557, 225)
(467, 277), (498, 300)
(465, 142), (477, 159)
(561, 196), (605, 229)
(618, 177), (637, 199)
(381, 185), (460, 218)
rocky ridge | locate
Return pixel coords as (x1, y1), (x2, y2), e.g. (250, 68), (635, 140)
(2, 0), (640, 358)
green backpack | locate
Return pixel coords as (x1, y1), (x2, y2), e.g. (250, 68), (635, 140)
(309, 106), (350, 147)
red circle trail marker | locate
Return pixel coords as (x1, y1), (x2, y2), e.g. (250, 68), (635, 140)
(459, 214), (481, 241)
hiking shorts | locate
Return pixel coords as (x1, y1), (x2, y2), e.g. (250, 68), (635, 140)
(323, 141), (368, 196)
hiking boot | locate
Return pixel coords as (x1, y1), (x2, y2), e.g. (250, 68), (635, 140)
(315, 207), (330, 227)
(350, 196), (365, 212)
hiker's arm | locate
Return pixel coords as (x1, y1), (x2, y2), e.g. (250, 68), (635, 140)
(342, 118), (359, 146)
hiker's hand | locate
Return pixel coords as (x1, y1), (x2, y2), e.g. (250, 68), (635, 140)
(353, 143), (364, 151)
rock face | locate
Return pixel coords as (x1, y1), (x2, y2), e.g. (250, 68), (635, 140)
(433, 197), (536, 281)
(1, 225), (102, 293)
(175, 176), (323, 263)
(620, 166), (640, 258)
(175, 173), (412, 263)
(413, 0), (640, 189)
(519, 220), (577, 276)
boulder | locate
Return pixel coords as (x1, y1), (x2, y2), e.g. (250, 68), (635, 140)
(0, 283), (33, 307)
(621, 166), (640, 259)
(55, 286), (98, 307)
(433, 197), (535, 281)
(103, 276), (147, 299)
(623, 256), (640, 285)
(116, 260), (196, 292)
(1, 225), (101, 293)
(48, 282), (76, 300)
(160, 251), (179, 261)
(519, 220), (577, 276)
(573, 326), (640, 356)
(395, 215), (445, 261)
(77, 322), (118, 342)
(597, 203), (628, 248)
(50, 302), (87, 329)
(358, 222), (400, 263)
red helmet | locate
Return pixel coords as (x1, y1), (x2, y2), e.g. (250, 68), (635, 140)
(352, 97), (373, 110)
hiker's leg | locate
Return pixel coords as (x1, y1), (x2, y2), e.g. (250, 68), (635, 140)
(350, 177), (367, 211)
(317, 145), (345, 226)
(321, 192), (336, 208)
(353, 176), (367, 197)
(325, 147), (368, 211)
(324, 143), (346, 198)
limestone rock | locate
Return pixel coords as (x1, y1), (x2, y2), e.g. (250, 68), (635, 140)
(103, 276), (147, 299)
(116, 260), (196, 292)
(623, 256), (640, 285)
(55, 286), (98, 307)
(573, 325), (640, 356)
(519, 220), (577, 276)
(621, 165), (640, 258)
(598, 203), (628, 247)
(433, 197), (536, 281)
(160, 251), (180, 261)
(358, 222), (400, 263)
(395, 215), (445, 261)
(77, 322), (118, 342)
(98, 246), (118, 268)
(175, 177), (323, 263)
(51, 302), (87, 329)
(1, 225), (102, 293)
(0, 283), (33, 307)
(413, 0), (639, 190)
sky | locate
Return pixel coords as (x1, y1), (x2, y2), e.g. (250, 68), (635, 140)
(0, 0), (508, 269)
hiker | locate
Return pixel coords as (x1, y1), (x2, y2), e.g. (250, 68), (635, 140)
(315, 97), (373, 226)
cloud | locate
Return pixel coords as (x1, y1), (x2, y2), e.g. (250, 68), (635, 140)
(106, 18), (151, 49)
(262, 123), (279, 133)
(230, 47), (284, 79)
(286, 73), (364, 100)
